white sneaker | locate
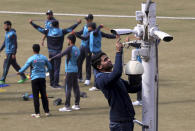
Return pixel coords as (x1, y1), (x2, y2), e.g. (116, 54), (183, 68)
(89, 87), (99, 91)
(132, 100), (142, 106)
(72, 105), (80, 110)
(78, 79), (84, 83)
(31, 114), (40, 118)
(84, 80), (90, 86)
(45, 113), (51, 117)
(59, 107), (72, 112)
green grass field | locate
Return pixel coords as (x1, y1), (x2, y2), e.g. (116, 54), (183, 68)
(0, 0), (195, 131)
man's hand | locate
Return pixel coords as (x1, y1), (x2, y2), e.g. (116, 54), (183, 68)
(116, 34), (120, 39)
(29, 19), (33, 24)
(116, 38), (123, 53)
(12, 54), (16, 59)
(71, 30), (75, 35)
(125, 36), (130, 42)
(17, 72), (20, 75)
(77, 19), (82, 24)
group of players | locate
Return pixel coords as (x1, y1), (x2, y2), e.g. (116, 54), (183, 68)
(0, 10), (142, 131)
(0, 10), (119, 115)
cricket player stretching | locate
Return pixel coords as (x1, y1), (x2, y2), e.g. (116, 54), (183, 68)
(41, 10), (56, 46)
(29, 19), (81, 88)
(0, 21), (28, 84)
(75, 23), (118, 91)
(76, 14), (94, 86)
(50, 34), (80, 112)
(18, 44), (52, 118)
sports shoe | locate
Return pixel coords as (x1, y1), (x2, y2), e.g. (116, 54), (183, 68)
(78, 79), (84, 83)
(31, 113), (40, 118)
(17, 78), (28, 84)
(84, 80), (90, 86)
(45, 113), (51, 117)
(89, 87), (99, 91)
(59, 106), (72, 112)
(0, 80), (5, 84)
(54, 84), (63, 89)
(72, 105), (80, 110)
(132, 100), (142, 106)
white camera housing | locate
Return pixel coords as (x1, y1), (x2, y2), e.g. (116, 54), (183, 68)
(125, 60), (144, 75)
(150, 27), (173, 42)
(110, 29), (136, 35)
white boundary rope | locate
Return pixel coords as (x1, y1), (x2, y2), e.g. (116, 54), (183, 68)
(0, 11), (195, 20)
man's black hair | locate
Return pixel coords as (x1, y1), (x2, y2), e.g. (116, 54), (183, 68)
(52, 20), (59, 27)
(4, 20), (12, 26)
(87, 22), (96, 30)
(67, 34), (76, 44)
(32, 44), (40, 53)
(91, 52), (107, 71)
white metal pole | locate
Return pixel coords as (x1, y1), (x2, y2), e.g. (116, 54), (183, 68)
(141, 2), (158, 131)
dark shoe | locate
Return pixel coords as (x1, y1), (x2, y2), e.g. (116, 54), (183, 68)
(54, 84), (63, 89)
(50, 85), (56, 89)
(53, 98), (62, 106)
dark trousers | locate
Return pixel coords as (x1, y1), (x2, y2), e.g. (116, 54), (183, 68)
(0, 53), (26, 81)
(137, 90), (142, 101)
(49, 52), (61, 86)
(31, 78), (49, 114)
(77, 46), (91, 80)
(64, 72), (80, 107)
(110, 121), (134, 131)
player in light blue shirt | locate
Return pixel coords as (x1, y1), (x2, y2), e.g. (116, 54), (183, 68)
(18, 44), (52, 118)
(50, 34), (81, 111)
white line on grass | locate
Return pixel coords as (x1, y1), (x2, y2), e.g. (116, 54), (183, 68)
(0, 11), (195, 20)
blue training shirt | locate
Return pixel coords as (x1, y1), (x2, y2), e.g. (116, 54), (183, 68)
(44, 17), (56, 29)
(75, 25), (116, 53)
(50, 45), (80, 73)
(30, 22), (79, 53)
(89, 30), (102, 53)
(80, 24), (89, 47)
(19, 54), (52, 80)
(0, 29), (17, 54)
(65, 46), (80, 73)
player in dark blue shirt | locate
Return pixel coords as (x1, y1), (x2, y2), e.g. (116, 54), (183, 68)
(91, 40), (142, 131)
(0, 21), (28, 84)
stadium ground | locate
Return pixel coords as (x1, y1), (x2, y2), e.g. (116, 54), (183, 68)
(0, 0), (195, 131)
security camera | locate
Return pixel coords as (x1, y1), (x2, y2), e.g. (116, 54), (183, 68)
(111, 29), (136, 35)
(150, 27), (173, 42)
(125, 60), (144, 75)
